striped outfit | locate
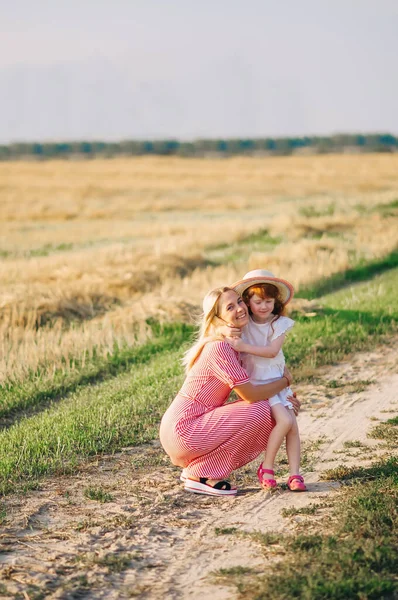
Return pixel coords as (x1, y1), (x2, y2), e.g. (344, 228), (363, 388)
(159, 340), (274, 479)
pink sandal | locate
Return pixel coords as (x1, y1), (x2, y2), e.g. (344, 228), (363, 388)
(257, 465), (277, 490)
(287, 474), (307, 492)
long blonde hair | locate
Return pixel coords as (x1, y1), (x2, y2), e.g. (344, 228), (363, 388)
(183, 286), (234, 372)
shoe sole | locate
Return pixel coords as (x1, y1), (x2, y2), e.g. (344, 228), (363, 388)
(184, 480), (237, 497)
(260, 484), (278, 490)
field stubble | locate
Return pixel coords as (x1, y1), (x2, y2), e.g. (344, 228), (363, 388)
(1, 154), (398, 384)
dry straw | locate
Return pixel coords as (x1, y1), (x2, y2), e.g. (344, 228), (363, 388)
(1, 154), (397, 383)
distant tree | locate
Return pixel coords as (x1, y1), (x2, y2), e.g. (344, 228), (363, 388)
(0, 145), (10, 159)
(264, 138), (276, 151)
(0, 133), (396, 161)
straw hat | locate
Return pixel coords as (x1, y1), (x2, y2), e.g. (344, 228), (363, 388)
(232, 269), (294, 305)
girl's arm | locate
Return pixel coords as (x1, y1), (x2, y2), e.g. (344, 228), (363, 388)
(227, 334), (286, 358)
(218, 324), (242, 338)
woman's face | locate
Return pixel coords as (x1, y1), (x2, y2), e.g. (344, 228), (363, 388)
(218, 290), (249, 328)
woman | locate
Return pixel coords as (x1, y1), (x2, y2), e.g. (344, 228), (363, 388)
(159, 286), (299, 497)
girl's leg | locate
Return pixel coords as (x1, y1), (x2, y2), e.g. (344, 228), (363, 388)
(260, 403), (293, 481)
(286, 410), (301, 475)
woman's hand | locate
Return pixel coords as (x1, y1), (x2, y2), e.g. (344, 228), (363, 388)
(225, 336), (246, 352)
(288, 391), (301, 416)
(283, 365), (293, 387)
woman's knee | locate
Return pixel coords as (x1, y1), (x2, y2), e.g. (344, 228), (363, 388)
(252, 400), (272, 423)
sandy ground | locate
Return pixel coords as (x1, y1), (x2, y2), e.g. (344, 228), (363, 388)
(0, 338), (397, 599)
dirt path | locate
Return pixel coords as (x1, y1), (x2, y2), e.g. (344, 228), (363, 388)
(0, 339), (397, 599)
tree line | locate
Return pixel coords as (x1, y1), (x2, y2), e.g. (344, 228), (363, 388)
(0, 134), (397, 160)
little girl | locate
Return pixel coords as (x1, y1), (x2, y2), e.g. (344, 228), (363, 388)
(227, 269), (306, 492)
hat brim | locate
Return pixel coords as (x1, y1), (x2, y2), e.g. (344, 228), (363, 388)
(231, 276), (294, 305)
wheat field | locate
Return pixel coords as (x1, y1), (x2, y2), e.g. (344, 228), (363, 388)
(1, 153), (397, 384)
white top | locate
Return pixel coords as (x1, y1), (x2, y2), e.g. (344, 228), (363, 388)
(241, 315), (295, 382)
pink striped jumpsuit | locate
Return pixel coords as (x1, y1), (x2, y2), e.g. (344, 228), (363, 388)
(159, 340), (274, 479)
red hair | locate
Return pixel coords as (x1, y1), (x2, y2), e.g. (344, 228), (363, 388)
(242, 283), (286, 324)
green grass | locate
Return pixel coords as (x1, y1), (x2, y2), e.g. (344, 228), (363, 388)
(296, 248), (398, 300)
(0, 268), (397, 495)
(205, 228), (281, 264)
(215, 527), (239, 536)
(321, 456), (398, 482)
(223, 457), (398, 599)
(343, 440), (366, 449)
(0, 236), (140, 260)
(83, 486), (114, 503)
(77, 552), (136, 573)
(0, 321), (194, 423)
(281, 503), (321, 517)
(285, 266), (398, 377)
(298, 203), (336, 218)
(368, 416), (398, 448)
(375, 198), (398, 217)
(0, 349), (184, 494)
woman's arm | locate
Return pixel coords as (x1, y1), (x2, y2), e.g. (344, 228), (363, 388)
(227, 334), (286, 358)
(234, 366), (293, 403)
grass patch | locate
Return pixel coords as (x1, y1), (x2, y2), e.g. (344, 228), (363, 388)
(298, 203), (336, 218)
(296, 248), (398, 300)
(0, 348), (185, 494)
(0, 268), (397, 495)
(205, 227), (281, 264)
(0, 321), (194, 424)
(368, 416), (398, 448)
(326, 379), (373, 392)
(0, 504), (6, 525)
(321, 456), (398, 482)
(281, 503), (321, 517)
(212, 565), (257, 588)
(373, 198), (398, 217)
(215, 527), (239, 536)
(232, 457), (398, 599)
(216, 566), (255, 576)
(284, 267), (398, 378)
(29, 242), (75, 257)
(83, 486), (114, 503)
(356, 198), (398, 218)
(343, 440), (366, 449)
(250, 531), (281, 546)
(77, 552), (136, 573)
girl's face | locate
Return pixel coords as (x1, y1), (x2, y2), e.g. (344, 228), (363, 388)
(218, 290), (249, 328)
(248, 293), (275, 323)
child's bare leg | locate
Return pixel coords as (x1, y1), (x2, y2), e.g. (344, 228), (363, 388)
(260, 403), (293, 480)
(285, 410), (301, 475)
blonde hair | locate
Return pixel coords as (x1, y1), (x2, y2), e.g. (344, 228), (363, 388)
(183, 286), (234, 372)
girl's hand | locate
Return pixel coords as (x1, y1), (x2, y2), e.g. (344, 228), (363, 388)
(225, 337), (246, 352)
(283, 366), (293, 387)
(288, 391), (300, 416)
(218, 325), (242, 338)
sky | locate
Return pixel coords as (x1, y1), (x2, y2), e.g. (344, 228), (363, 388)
(1, 0), (397, 142)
